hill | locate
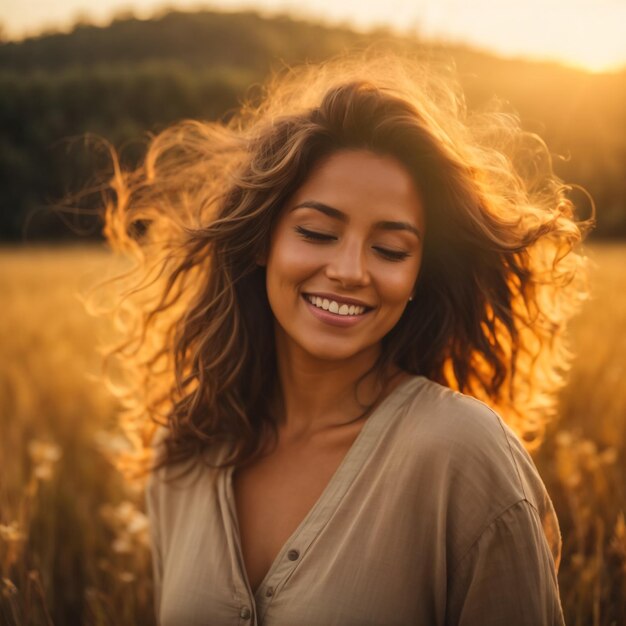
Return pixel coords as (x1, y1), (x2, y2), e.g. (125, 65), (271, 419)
(0, 9), (623, 240)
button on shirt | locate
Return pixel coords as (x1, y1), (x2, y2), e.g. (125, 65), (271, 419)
(146, 375), (566, 625)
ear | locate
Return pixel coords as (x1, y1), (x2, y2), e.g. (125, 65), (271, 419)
(255, 250), (267, 267)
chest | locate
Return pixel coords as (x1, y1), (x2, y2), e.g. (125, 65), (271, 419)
(231, 434), (359, 594)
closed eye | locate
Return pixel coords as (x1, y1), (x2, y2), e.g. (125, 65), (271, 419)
(374, 247), (411, 262)
(295, 225), (336, 242)
(295, 226), (411, 262)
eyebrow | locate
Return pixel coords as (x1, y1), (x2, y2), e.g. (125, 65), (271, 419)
(291, 201), (422, 240)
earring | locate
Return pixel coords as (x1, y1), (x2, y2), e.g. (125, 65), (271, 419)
(408, 296), (414, 302)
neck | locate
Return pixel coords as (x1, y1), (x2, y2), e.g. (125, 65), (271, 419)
(272, 331), (401, 440)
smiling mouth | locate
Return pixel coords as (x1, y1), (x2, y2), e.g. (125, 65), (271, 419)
(302, 294), (372, 317)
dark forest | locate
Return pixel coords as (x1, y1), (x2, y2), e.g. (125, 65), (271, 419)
(1, 9), (624, 241)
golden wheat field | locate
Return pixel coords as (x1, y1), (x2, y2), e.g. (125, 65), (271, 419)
(0, 243), (625, 625)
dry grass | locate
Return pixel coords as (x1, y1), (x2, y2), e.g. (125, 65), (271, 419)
(0, 242), (624, 625)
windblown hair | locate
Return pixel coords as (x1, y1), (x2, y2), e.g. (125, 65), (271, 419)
(93, 53), (593, 476)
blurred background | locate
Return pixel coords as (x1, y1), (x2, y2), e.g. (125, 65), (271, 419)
(0, 1), (624, 624)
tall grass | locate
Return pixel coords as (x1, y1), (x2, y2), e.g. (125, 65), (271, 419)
(0, 243), (624, 625)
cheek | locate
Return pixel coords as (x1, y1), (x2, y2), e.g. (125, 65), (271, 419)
(377, 261), (422, 305)
(273, 243), (307, 270)
(378, 282), (411, 307)
(266, 235), (318, 291)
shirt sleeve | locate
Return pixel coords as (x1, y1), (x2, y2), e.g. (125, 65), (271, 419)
(145, 471), (163, 623)
(446, 499), (566, 626)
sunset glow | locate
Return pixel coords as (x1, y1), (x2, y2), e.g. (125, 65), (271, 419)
(1, 0), (625, 73)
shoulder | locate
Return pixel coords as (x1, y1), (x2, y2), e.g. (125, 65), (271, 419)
(398, 377), (524, 482)
(394, 377), (559, 547)
(393, 378), (562, 568)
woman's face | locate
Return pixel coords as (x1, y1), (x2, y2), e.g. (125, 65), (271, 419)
(264, 149), (426, 364)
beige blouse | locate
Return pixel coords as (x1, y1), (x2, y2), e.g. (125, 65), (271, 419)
(146, 375), (565, 625)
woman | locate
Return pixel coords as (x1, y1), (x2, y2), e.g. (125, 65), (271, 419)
(100, 53), (591, 625)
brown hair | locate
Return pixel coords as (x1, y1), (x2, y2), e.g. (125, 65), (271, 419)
(92, 52), (594, 476)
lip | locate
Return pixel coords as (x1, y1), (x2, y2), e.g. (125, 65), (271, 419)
(301, 291), (374, 309)
(301, 294), (372, 328)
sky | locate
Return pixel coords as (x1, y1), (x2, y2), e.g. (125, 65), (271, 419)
(1, 0), (625, 73)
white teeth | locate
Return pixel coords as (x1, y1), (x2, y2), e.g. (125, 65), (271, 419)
(305, 295), (367, 316)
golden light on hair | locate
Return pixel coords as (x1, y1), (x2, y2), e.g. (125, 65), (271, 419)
(86, 51), (594, 478)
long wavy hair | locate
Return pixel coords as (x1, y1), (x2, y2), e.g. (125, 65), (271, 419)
(92, 52), (594, 477)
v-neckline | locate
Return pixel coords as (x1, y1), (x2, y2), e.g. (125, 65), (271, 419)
(221, 374), (426, 603)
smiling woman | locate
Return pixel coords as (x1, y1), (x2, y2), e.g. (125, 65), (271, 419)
(263, 150), (425, 365)
(95, 52), (592, 625)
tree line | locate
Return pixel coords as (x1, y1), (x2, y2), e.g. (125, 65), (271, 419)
(0, 9), (623, 240)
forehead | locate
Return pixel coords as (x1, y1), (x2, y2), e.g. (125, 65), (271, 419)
(289, 149), (425, 226)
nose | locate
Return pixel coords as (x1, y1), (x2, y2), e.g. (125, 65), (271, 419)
(324, 238), (371, 288)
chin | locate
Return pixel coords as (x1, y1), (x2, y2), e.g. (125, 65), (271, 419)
(297, 338), (374, 363)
